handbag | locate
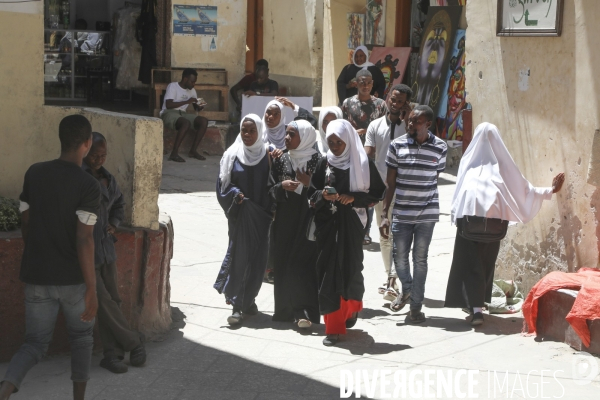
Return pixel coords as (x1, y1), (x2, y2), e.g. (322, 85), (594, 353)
(457, 215), (508, 243)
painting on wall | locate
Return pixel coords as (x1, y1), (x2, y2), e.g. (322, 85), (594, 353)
(435, 29), (468, 140)
(430, 0), (467, 6)
(409, 6), (462, 118)
(365, 0), (386, 46)
(347, 13), (365, 49)
(369, 47), (411, 99)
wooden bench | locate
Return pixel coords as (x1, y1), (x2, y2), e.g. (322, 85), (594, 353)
(151, 68), (229, 121)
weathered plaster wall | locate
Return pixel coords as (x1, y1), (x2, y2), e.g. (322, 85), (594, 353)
(0, 10), (163, 230)
(170, 0), (247, 90)
(322, 0), (397, 106)
(465, 1), (600, 293)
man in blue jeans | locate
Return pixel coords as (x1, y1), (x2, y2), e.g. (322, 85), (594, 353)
(0, 115), (101, 400)
(379, 105), (447, 323)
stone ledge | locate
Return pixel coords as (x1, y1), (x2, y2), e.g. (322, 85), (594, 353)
(536, 289), (600, 354)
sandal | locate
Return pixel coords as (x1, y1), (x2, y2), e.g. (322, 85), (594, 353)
(363, 234), (372, 245)
(390, 291), (410, 312)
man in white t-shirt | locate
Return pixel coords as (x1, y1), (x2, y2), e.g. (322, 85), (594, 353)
(160, 68), (209, 162)
(364, 84), (412, 303)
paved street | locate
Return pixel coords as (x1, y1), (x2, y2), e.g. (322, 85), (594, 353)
(2, 154), (599, 399)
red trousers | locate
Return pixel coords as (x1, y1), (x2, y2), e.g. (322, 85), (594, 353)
(323, 297), (363, 335)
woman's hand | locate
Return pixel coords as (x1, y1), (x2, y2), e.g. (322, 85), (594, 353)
(296, 168), (311, 187)
(337, 194), (355, 205)
(276, 97), (296, 110)
(323, 187), (339, 202)
(346, 80), (358, 89)
(282, 180), (300, 192)
(270, 148), (283, 159)
(236, 193), (245, 204)
(552, 173), (565, 193)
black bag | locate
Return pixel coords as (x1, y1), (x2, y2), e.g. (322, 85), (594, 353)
(456, 216), (508, 243)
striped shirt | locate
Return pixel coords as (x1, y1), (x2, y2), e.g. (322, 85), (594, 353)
(385, 132), (447, 223)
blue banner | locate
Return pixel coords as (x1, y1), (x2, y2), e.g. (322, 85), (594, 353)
(173, 5), (217, 36)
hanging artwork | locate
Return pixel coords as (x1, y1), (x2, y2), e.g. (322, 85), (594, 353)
(436, 29), (468, 140)
(347, 13), (365, 49)
(369, 47), (411, 99)
(410, 0), (428, 48)
(365, 0), (386, 46)
(409, 6), (462, 118)
(430, 0), (467, 5)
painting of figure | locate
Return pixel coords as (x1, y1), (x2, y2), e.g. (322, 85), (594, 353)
(369, 47), (411, 99)
(436, 29), (468, 140)
(347, 13), (365, 49)
(365, 0), (386, 46)
(410, 6), (462, 117)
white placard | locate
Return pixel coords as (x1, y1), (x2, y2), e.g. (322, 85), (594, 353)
(241, 96), (313, 123)
(498, 0), (563, 37)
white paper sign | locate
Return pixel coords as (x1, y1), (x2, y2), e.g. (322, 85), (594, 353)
(241, 96), (313, 123)
(498, 0), (563, 36)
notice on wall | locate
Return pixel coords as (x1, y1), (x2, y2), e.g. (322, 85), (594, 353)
(173, 5), (217, 37)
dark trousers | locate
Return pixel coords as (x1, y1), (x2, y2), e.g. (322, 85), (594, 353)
(96, 262), (141, 358)
(444, 231), (501, 309)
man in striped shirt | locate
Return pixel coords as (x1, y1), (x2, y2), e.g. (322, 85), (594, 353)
(379, 105), (447, 323)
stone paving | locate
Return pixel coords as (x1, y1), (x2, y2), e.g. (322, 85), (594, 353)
(2, 154), (599, 399)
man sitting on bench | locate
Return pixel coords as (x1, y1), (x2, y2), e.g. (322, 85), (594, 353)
(160, 68), (208, 162)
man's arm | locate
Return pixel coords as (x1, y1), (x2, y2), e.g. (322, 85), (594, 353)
(229, 83), (243, 109)
(76, 221), (97, 322)
(379, 166), (398, 239)
(21, 209), (29, 242)
(166, 98), (196, 110)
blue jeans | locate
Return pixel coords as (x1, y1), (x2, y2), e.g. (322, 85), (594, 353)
(392, 221), (436, 311)
(2, 284), (94, 392)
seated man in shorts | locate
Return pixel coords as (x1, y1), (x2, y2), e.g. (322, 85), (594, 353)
(160, 68), (209, 162)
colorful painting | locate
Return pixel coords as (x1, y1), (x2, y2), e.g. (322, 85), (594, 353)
(365, 0), (386, 46)
(436, 29), (468, 140)
(410, 0), (428, 48)
(430, 0), (467, 6)
(369, 47), (411, 99)
(347, 13), (365, 49)
(409, 6), (462, 118)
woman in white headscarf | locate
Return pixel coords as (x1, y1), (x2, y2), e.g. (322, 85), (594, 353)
(336, 45), (386, 105)
(309, 119), (386, 346)
(444, 122), (565, 326)
(262, 98), (319, 151)
(269, 120), (322, 329)
(317, 106), (343, 154)
(214, 114), (276, 326)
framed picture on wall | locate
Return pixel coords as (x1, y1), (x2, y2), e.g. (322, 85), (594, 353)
(497, 0), (564, 37)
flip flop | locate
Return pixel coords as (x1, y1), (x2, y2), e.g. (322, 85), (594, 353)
(169, 154), (186, 162)
(390, 291), (410, 312)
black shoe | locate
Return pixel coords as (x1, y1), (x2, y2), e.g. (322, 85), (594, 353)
(405, 309), (426, 324)
(130, 343), (147, 367)
(243, 302), (258, 316)
(322, 334), (339, 347)
(227, 309), (243, 325)
(100, 357), (128, 374)
(471, 312), (484, 326)
(345, 312), (358, 328)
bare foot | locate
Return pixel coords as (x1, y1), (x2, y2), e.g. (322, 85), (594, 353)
(169, 154), (186, 162)
(189, 151), (206, 161)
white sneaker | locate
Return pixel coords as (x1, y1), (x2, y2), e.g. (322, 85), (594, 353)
(297, 319), (312, 329)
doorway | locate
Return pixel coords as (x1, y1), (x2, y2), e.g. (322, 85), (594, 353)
(245, 0), (263, 74)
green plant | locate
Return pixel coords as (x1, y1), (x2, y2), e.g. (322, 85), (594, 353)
(0, 197), (20, 232)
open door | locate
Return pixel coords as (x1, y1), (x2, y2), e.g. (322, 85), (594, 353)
(245, 0), (263, 74)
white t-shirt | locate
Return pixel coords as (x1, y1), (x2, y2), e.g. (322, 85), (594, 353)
(365, 115), (406, 180)
(160, 82), (197, 116)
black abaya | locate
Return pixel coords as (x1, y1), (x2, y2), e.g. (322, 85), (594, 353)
(269, 152), (322, 323)
(309, 158), (386, 315)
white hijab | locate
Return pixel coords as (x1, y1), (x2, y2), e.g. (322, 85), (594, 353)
(262, 100), (286, 150)
(353, 45), (375, 69)
(451, 122), (553, 224)
(317, 106), (343, 154)
(219, 114), (267, 193)
(288, 120), (319, 172)
(325, 119), (370, 193)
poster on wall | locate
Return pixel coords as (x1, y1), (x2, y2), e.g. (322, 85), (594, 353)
(497, 0), (564, 37)
(173, 5), (217, 36)
(365, 0), (386, 46)
(409, 6), (462, 118)
(347, 13), (365, 49)
(435, 29), (468, 140)
(369, 47), (411, 99)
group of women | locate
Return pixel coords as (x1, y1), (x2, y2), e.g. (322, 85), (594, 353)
(214, 97), (384, 346)
(213, 51), (566, 345)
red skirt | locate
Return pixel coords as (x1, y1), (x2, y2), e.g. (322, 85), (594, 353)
(323, 297), (363, 335)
